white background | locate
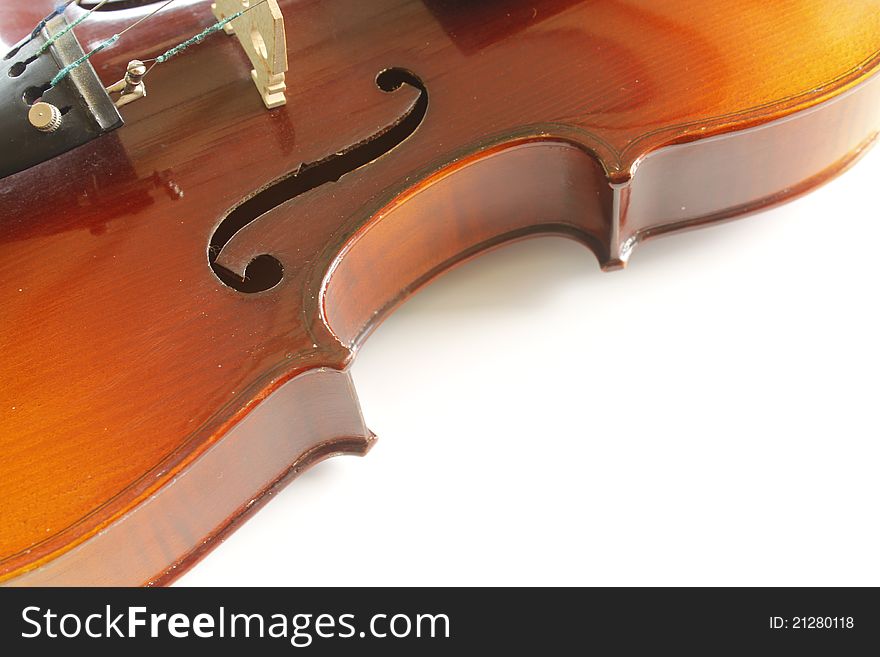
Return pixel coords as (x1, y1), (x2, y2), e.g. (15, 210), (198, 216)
(178, 146), (879, 587)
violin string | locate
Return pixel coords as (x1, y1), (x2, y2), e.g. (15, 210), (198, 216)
(50, 0), (178, 87)
(38, 0), (111, 56)
(30, 1), (81, 40)
(141, 0), (270, 77)
(5, 0), (79, 58)
(112, 0), (180, 40)
(142, 11), (245, 70)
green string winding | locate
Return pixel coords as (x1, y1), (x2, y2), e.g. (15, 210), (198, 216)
(154, 10), (244, 64)
(50, 34), (118, 87)
(38, 9), (91, 56)
(48, 8), (246, 89)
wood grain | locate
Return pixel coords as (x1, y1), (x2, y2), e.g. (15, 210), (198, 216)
(1, 0), (878, 585)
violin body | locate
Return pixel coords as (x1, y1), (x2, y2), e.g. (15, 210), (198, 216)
(1, 0), (879, 585)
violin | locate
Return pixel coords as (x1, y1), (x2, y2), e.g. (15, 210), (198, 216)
(1, 0), (879, 586)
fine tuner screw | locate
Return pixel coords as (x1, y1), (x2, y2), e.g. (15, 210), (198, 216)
(28, 102), (62, 133)
(123, 60), (147, 95)
(106, 59), (148, 108)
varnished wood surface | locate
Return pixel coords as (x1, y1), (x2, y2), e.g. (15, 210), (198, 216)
(1, 0), (879, 584)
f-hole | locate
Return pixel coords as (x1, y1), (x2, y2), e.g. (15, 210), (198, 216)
(209, 68), (429, 293)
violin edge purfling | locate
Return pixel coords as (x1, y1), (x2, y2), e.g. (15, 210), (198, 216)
(1, 0), (879, 585)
